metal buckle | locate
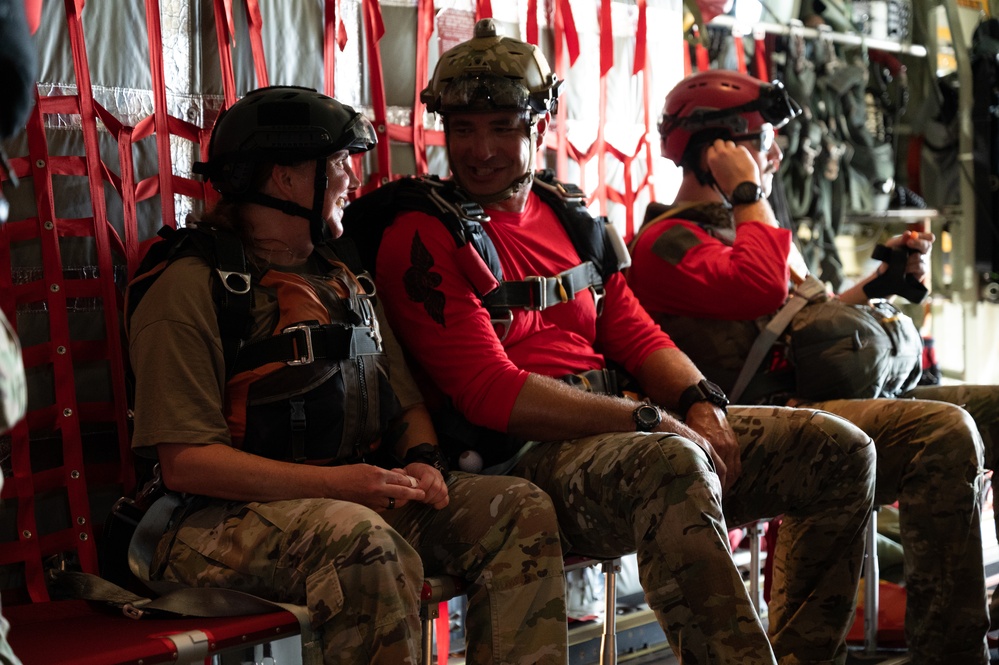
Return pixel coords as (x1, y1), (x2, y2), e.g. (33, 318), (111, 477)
(122, 603), (147, 620)
(283, 324), (315, 365)
(590, 285), (606, 316)
(490, 309), (514, 343)
(526, 275), (548, 311)
(216, 269), (251, 295)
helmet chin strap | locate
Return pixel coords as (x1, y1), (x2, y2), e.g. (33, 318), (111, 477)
(244, 159), (329, 246)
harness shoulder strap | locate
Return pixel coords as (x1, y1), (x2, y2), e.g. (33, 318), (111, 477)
(126, 225), (253, 379)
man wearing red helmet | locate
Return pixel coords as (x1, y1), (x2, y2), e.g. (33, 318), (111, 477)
(370, 19), (879, 665)
(628, 68), (996, 665)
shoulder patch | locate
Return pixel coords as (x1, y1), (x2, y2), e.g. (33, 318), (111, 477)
(403, 231), (446, 327)
(649, 224), (703, 266)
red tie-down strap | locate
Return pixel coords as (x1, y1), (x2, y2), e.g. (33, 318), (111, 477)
(244, 0), (270, 88)
(62, 0), (133, 494)
(554, 0), (581, 68)
(324, 0), (348, 97)
(634, 0), (648, 75)
(754, 29), (769, 81)
(605, 139), (654, 241)
(361, 0), (392, 190)
(213, 0), (239, 106)
(142, 0), (179, 227)
(411, 0), (435, 175)
(733, 33), (748, 75)
(475, 0), (492, 20)
(600, 0), (614, 78)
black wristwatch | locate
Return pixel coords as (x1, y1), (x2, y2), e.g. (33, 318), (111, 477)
(402, 443), (451, 480)
(677, 379), (729, 419)
(729, 181), (763, 206)
(632, 403), (663, 432)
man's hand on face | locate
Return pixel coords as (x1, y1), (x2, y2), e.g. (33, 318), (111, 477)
(705, 139), (761, 196)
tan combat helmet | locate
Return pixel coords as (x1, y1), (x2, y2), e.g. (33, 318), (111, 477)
(421, 18), (561, 119)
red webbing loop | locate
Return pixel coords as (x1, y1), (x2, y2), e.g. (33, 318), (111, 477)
(245, 0), (270, 87)
(143, 0), (177, 228)
(733, 34), (748, 75)
(555, 0), (581, 67)
(413, 0), (435, 175)
(214, 0), (239, 106)
(633, 0), (647, 75)
(361, 0), (391, 191)
(475, 0), (492, 20)
(754, 33), (769, 81)
(323, 0), (348, 96)
(63, 0), (135, 542)
(695, 41), (710, 71)
(527, 0), (538, 44)
(599, 0), (614, 78)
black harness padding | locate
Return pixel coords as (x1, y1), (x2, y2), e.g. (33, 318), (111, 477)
(127, 225), (253, 379)
(339, 170), (620, 317)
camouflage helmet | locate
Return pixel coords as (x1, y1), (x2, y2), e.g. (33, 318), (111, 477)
(421, 18), (561, 117)
(194, 85), (376, 197)
(659, 70), (801, 167)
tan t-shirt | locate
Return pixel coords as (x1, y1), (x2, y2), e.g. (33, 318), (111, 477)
(128, 255), (423, 458)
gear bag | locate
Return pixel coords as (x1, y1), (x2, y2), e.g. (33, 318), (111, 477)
(730, 275), (923, 402)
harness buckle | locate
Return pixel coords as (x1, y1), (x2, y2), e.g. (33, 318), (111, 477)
(283, 324), (315, 366)
(490, 309), (514, 343)
(526, 275), (548, 311)
(216, 269), (251, 295)
(590, 285), (606, 316)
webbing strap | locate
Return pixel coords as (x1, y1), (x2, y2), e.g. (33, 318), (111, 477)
(362, 0), (391, 192)
(729, 275), (827, 402)
(413, 0), (435, 175)
(213, 0), (239, 106)
(485, 262), (603, 312)
(245, 0), (270, 87)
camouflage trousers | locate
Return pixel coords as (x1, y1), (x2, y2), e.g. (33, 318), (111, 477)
(808, 388), (993, 665)
(152, 472), (567, 665)
(511, 405), (875, 665)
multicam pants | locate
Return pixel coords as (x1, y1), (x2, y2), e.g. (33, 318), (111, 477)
(152, 472), (567, 665)
(511, 405), (876, 665)
(805, 384), (998, 665)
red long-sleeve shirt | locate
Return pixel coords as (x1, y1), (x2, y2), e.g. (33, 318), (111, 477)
(627, 217), (792, 320)
(376, 191), (674, 432)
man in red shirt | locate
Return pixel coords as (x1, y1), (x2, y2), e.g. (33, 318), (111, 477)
(372, 20), (876, 665)
(627, 68), (994, 665)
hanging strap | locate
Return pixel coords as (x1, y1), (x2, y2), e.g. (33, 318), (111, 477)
(729, 275), (827, 402)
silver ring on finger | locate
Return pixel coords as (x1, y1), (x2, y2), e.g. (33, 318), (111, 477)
(387, 496), (395, 510)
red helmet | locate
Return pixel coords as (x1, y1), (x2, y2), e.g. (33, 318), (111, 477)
(659, 70), (801, 168)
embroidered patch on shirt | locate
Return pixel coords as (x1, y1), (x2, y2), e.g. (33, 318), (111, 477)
(650, 224), (702, 266)
(403, 231), (446, 326)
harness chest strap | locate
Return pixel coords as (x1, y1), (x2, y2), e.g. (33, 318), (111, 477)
(484, 261), (604, 311)
(231, 323), (382, 373)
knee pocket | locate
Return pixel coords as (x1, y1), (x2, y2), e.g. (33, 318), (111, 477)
(804, 409), (877, 463)
(644, 433), (716, 479)
(909, 401), (984, 483)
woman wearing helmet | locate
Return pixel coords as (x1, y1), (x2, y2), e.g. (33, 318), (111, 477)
(127, 86), (568, 665)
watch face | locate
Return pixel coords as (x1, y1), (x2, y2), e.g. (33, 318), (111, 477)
(634, 404), (661, 431)
(731, 182), (762, 206)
